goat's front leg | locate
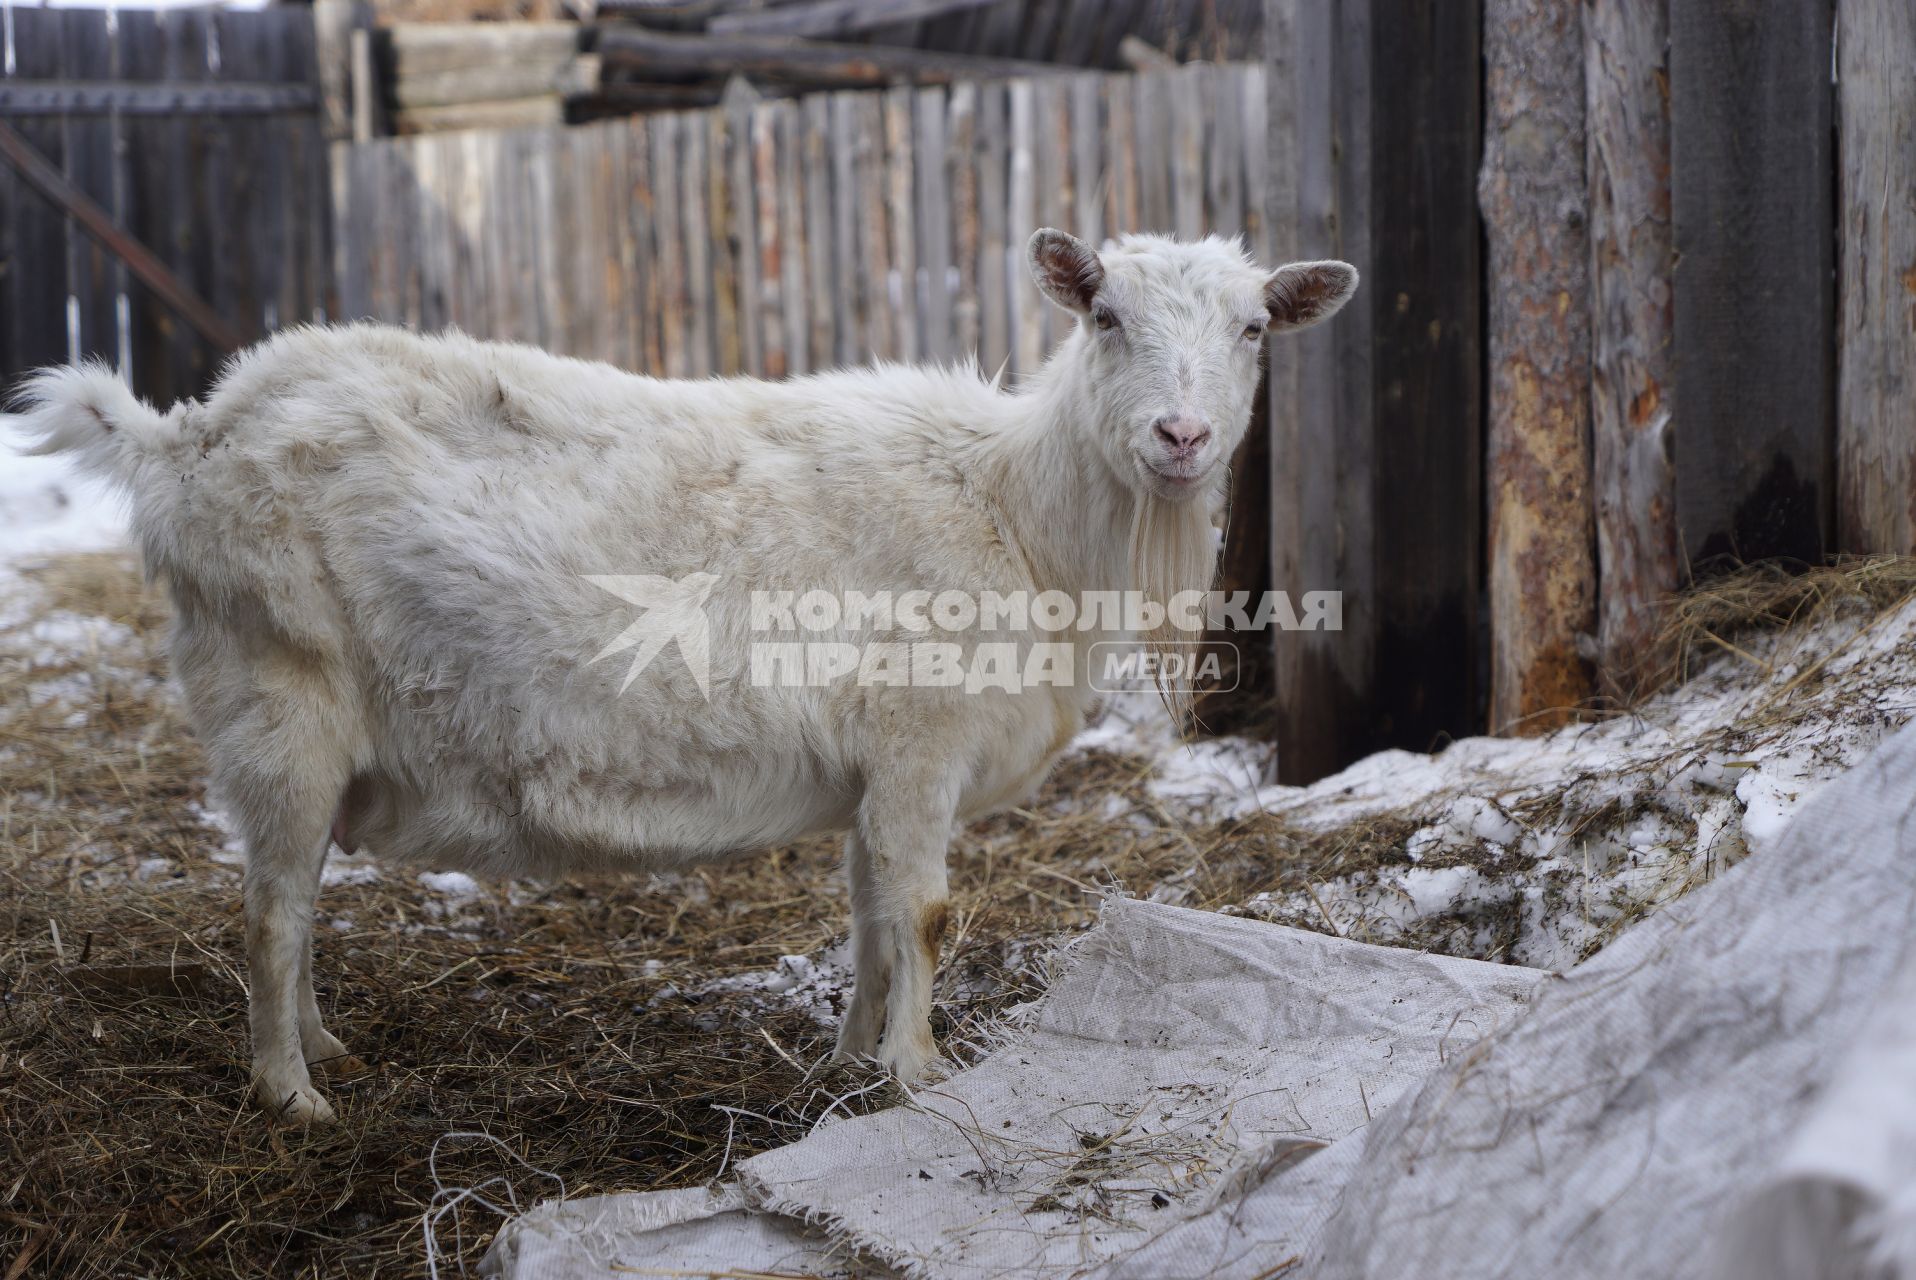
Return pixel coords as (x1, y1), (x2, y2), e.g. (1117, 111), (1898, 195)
(841, 768), (957, 1081)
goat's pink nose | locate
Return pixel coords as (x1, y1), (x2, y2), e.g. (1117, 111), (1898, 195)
(1153, 415), (1212, 452)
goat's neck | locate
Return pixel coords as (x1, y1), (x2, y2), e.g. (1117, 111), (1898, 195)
(978, 348), (1142, 603)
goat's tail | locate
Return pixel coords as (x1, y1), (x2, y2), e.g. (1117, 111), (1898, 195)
(8, 362), (181, 495)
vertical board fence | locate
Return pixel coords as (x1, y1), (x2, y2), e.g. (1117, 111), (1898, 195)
(0, 6), (329, 409)
(331, 62), (1271, 384)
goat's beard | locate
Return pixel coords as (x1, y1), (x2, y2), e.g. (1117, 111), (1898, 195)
(1128, 490), (1222, 725)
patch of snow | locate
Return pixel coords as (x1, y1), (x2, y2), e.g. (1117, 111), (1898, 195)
(0, 451), (129, 566)
(419, 870), (484, 897)
(677, 942), (856, 1029)
(1120, 598), (1916, 972)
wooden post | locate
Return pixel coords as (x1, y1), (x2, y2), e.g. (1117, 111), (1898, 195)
(1671, 0), (1834, 566)
(1481, 0), (1596, 733)
(1837, 0), (1916, 555)
(1586, 0), (1680, 697)
(1265, 0), (1484, 781)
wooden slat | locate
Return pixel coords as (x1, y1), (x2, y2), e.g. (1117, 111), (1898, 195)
(712, 106), (747, 375)
(595, 27), (1056, 89)
(1031, 77), (1067, 352)
(883, 85), (919, 362)
(945, 82), (980, 360)
(1134, 70), (1172, 232)
(1006, 78), (1040, 376)
(1103, 73), (1139, 235)
(1587, 0), (1680, 692)
(651, 114), (687, 377)
(975, 81), (1009, 374)
(1169, 63), (1206, 238)
(8, 7), (73, 380)
(59, 9), (115, 362)
(801, 93), (835, 371)
(680, 113), (713, 377)
(1836, 0), (1916, 555)
(772, 103), (807, 376)
(752, 103), (787, 379)
(1069, 73), (1104, 248)
(853, 91), (892, 362)
(1671, 0), (1834, 566)
(916, 86), (952, 363)
(825, 93), (858, 367)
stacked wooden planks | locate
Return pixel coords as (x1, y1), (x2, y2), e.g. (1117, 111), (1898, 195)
(382, 23), (600, 134)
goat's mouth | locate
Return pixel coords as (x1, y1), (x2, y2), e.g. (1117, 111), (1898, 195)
(1136, 453), (1212, 497)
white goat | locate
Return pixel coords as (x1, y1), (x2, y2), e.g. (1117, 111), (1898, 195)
(14, 230), (1354, 1123)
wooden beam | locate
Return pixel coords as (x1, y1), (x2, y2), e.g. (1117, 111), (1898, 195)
(595, 27), (1057, 87)
(389, 54), (600, 109)
(0, 80), (318, 116)
(1836, 0), (1916, 555)
(709, 0), (999, 39)
(1671, 0), (1834, 567)
(0, 118), (244, 354)
(1481, 0), (1595, 732)
(1586, 0), (1680, 697)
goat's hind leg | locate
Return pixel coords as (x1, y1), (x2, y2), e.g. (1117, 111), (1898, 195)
(214, 703), (357, 1124)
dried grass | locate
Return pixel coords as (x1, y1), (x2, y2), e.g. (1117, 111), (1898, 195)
(0, 552), (1347, 1279)
(1650, 555), (1916, 696)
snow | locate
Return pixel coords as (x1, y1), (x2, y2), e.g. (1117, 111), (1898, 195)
(1080, 598), (1916, 971)
(0, 451), (128, 567)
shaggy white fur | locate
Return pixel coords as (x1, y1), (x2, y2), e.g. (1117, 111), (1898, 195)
(10, 230), (1354, 1124)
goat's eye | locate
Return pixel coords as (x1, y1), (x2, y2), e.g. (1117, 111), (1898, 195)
(1093, 307), (1119, 332)
(1242, 321), (1266, 342)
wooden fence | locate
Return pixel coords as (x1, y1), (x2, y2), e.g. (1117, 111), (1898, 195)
(0, 6), (329, 409)
(332, 62), (1270, 383)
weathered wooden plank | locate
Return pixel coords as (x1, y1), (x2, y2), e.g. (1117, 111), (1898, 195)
(854, 92), (893, 362)
(916, 85), (952, 363)
(1068, 73), (1104, 248)
(1031, 77), (1067, 352)
(1103, 73), (1140, 235)
(1006, 79), (1041, 376)
(1206, 63), (1244, 236)
(388, 54), (598, 110)
(58, 9), (115, 363)
(801, 93), (836, 370)
(710, 0), (999, 39)
(1239, 63), (1270, 261)
(976, 81), (1010, 374)
(772, 103), (807, 376)
(1836, 0), (1916, 555)
(712, 104), (747, 375)
(393, 97), (564, 135)
(1267, 0), (1363, 784)
(828, 92), (860, 367)
(595, 27), (1056, 88)
(1169, 63), (1206, 238)
(651, 115), (687, 377)
(1483, 0), (1593, 730)
(1671, 0), (1834, 566)
(384, 23), (578, 74)
(8, 7), (73, 380)
(883, 85), (919, 361)
(1586, 0), (1680, 694)
(1134, 71), (1172, 232)
(1371, 0), (1484, 750)
(681, 113), (715, 376)
(753, 103), (788, 378)
(946, 81), (981, 360)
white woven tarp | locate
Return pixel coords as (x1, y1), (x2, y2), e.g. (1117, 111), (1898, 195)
(483, 721), (1916, 1280)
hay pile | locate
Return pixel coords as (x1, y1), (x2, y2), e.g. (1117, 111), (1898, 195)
(5, 551), (1911, 1276)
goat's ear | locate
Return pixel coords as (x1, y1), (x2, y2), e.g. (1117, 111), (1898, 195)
(1264, 260), (1359, 332)
(1028, 228), (1104, 314)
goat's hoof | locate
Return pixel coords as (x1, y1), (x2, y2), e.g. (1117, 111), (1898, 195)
(875, 1035), (935, 1083)
(257, 1080), (337, 1126)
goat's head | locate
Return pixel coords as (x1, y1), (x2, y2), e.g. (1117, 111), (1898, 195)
(1027, 230), (1357, 502)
